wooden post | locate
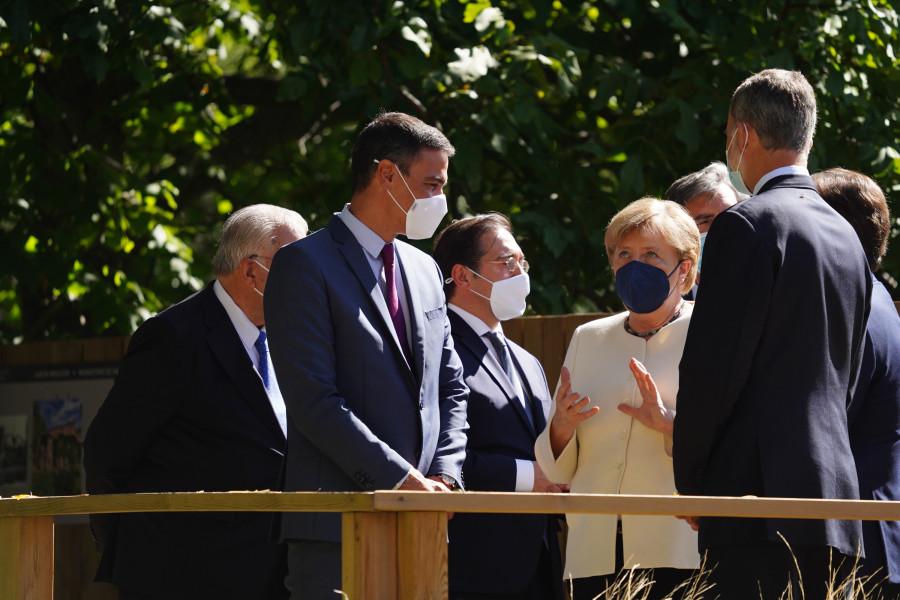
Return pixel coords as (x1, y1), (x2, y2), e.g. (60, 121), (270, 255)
(397, 512), (448, 600)
(0, 515), (54, 600)
(342, 512), (398, 599)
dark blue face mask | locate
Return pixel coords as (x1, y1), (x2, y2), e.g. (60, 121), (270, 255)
(615, 261), (680, 314)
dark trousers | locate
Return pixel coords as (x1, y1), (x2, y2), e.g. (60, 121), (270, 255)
(450, 543), (561, 600)
(705, 542), (854, 600)
(570, 523), (696, 600)
(285, 539), (342, 600)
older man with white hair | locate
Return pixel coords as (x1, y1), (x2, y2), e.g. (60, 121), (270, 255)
(84, 204), (307, 600)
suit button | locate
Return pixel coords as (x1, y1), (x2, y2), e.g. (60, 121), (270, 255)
(419, 402), (424, 410)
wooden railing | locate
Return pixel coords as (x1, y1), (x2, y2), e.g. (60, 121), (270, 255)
(4, 491), (900, 600)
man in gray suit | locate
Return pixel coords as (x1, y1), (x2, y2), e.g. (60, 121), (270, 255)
(265, 112), (469, 599)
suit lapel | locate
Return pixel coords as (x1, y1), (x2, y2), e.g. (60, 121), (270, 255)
(200, 286), (285, 442)
(328, 217), (416, 378)
(449, 311), (534, 434)
(396, 243), (425, 379)
(508, 344), (548, 435)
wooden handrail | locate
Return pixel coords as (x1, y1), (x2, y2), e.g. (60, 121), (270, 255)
(5, 491), (900, 599)
(2, 490), (900, 520)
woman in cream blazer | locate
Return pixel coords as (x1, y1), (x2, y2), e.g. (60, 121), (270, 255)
(535, 198), (701, 600)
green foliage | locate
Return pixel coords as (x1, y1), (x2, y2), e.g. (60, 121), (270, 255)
(1, 0), (899, 342)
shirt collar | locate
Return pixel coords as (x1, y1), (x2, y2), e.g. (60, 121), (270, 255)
(213, 279), (262, 357)
(753, 165), (809, 195)
(448, 303), (503, 337)
(339, 203), (392, 260)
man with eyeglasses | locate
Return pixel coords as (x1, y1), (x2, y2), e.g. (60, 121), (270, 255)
(433, 213), (565, 600)
(83, 204), (307, 600)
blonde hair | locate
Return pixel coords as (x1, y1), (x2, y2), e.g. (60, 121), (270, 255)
(604, 197), (700, 293)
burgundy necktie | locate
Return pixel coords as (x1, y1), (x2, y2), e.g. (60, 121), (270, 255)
(380, 243), (411, 362)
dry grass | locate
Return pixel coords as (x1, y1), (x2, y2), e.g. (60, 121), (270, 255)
(576, 541), (891, 600)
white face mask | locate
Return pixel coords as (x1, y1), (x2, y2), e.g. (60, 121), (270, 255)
(381, 160), (448, 240)
(726, 122), (752, 196)
(465, 267), (530, 321)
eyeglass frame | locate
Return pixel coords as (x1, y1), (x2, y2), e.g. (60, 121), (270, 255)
(475, 256), (530, 275)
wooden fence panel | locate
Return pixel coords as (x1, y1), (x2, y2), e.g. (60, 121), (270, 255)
(0, 515), (54, 600)
(397, 513), (447, 600)
(342, 512), (398, 600)
(505, 313), (608, 384)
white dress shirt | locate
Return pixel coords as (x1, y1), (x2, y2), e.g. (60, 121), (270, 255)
(338, 204), (411, 339)
(213, 279), (287, 435)
(753, 164), (809, 195)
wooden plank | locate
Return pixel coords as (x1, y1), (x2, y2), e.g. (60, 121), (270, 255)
(53, 524), (117, 600)
(342, 512), (397, 600)
(518, 317), (545, 370)
(1, 337), (129, 367)
(81, 337), (129, 363)
(6, 490), (900, 522)
(397, 513), (447, 600)
(0, 491), (374, 518)
(0, 515), (54, 600)
(504, 313), (608, 382)
(540, 315), (566, 383)
(372, 491), (900, 521)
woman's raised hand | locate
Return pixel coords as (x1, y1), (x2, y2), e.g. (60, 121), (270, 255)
(549, 366), (599, 458)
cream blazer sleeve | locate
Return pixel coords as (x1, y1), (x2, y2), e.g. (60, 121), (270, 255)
(534, 324), (584, 484)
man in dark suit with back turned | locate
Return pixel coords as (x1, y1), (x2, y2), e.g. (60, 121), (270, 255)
(264, 112), (469, 600)
(83, 204), (308, 600)
(673, 69), (872, 600)
(433, 213), (565, 600)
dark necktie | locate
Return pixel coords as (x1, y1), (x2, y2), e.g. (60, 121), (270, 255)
(255, 330), (271, 390)
(380, 243), (411, 362)
(484, 331), (515, 382)
(485, 331), (534, 428)
(254, 330), (288, 435)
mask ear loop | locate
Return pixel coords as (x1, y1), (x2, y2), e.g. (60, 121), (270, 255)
(728, 122), (749, 172)
(374, 158), (417, 215)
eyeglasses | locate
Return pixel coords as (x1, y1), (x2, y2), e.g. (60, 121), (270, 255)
(248, 255), (273, 262)
(476, 256), (530, 274)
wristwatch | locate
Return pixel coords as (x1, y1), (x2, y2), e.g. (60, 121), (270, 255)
(440, 473), (461, 491)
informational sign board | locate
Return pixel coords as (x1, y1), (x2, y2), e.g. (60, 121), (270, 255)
(0, 363), (117, 498)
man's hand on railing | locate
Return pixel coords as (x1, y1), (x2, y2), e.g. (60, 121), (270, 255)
(532, 462), (563, 494)
(676, 514), (700, 531)
(400, 469), (449, 492)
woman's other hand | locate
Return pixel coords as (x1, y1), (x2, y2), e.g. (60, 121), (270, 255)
(618, 358), (674, 435)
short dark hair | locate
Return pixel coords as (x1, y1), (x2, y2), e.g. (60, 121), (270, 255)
(432, 213), (513, 301)
(731, 69), (817, 153)
(812, 168), (890, 272)
(350, 111), (456, 194)
(665, 161), (747, 206)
